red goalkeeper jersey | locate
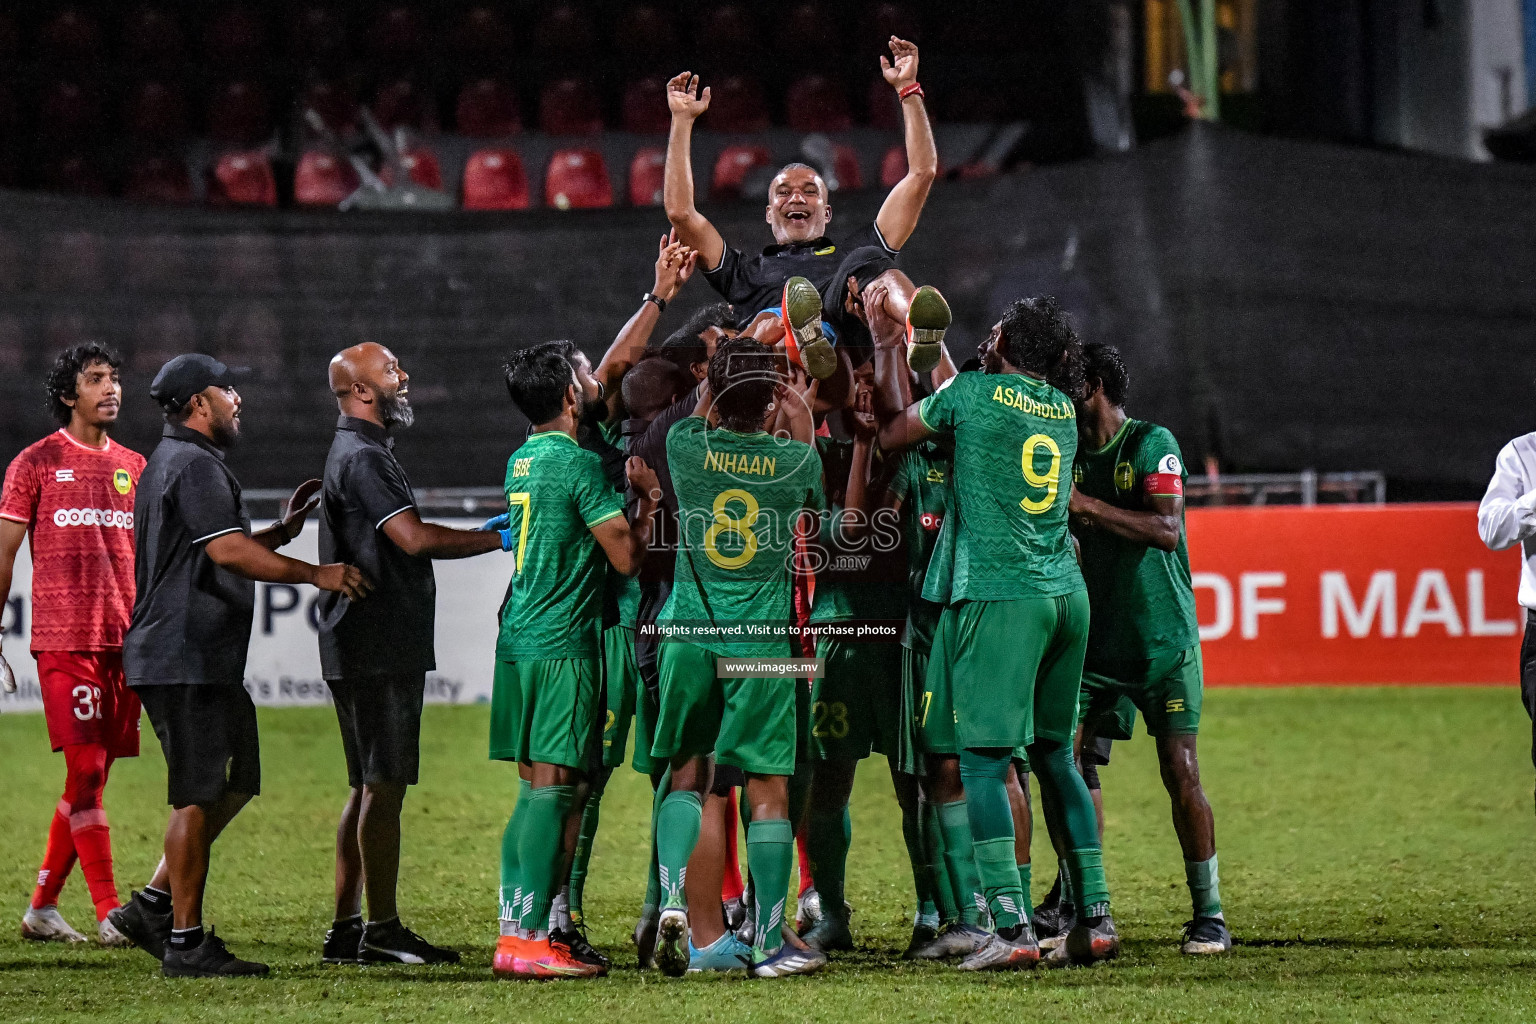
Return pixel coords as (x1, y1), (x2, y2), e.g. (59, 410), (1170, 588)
(0, 429), (146, 653)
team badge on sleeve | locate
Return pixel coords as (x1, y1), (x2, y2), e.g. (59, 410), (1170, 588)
(1145, 453), (1184, 498)
(1158, 454), (1182, 475)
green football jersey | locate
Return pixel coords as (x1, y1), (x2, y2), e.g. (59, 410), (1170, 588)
(1071, 417), (1199, 661)
(495, 430), (625, 661)
(661, 416), (824, 655)
(603, 428), (642, 629)
(888, 440), (952, 651)
(808, 436), (906, 624)
(917, 371), (1085, 602)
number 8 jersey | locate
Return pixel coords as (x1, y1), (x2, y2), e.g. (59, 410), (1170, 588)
(661, 416), (825, 656)
(916, 371), (1084, 603)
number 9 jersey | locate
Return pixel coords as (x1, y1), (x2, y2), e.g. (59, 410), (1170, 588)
(916, 371), (1084, 603)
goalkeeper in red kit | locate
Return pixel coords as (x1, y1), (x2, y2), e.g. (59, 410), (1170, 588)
(0, 345), (146, 945)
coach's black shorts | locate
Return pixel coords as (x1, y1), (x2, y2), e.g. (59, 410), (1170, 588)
(136, 683), (261, 808)
(328, 673), (426, 787)
(822, 245), (899, 363)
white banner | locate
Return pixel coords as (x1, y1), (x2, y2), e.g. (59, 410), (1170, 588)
(0, 519), (508, 712)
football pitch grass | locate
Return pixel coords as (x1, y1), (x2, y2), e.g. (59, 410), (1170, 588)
(3, 686), (1536, 1023)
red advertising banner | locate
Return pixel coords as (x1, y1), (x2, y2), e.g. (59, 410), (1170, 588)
(1187, 503), (1524, 685)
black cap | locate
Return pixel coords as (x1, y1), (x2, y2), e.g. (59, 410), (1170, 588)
(149, 354), (250, 411)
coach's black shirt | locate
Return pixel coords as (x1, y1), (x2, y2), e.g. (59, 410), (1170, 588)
(317, 416), (436, 680)
(125, 424), (254, 688)
(702, 222), (898, 327)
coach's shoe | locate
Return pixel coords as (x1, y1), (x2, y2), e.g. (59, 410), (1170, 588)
(750, 943), (827, 978)
(551, 925), (610, 973)
(322, 916), (364, 964)
(905, 285), (951, 375)
(723, 896), (747, 933)
(655, 905), (691, 978)
(687, 931), (753, 973)
(800, 913), (854, 953)
(98, 915), (133, 947)
(794, 886), (822, 931)
(1045, 914), (1121, 967)
(108, 890), (173, 959)
(910, 921), (990, 960)
(901, 918), (940, 959)
(21, 905), (88, 944)
(633, 909), (660, 969)
(360, 918), (460, 965)
(782, 276), (837, 380)
(493, 935), (601, 979)
(957, 923), (1040, 971)
(1036, 902), (1076, 952)
(161, 929), (270, 978)
(1181, 916), (1232, 955)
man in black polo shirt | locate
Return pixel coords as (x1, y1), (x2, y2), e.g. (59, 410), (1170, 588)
(663, 37), (951, 377)
(318, 342), (506, 966)
(119, 354), (369, 978)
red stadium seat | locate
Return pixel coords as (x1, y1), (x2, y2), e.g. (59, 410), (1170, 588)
(707, 75), (770, 133)
(39, 81), (105, 145)
(287, 4), (349, 65)
(46, 154), (109, 196)
(832, 144), (863, 191)
(207, 80), (273, 146)
(456, 78), (521, 137)
(203, 4), (268, 67)
(545, 149), (612, 210)
(621, 78), (670, 135)
(124, 156), (194, 205)
(534, 4), (597, 56)
(39, 8), (105, 65)
(774, 3), (839, 55)
(122, 6), (187, 67)
(787, 75), (852, 132)
(294, 149), (360, 207)
(445, 5), (514, 61)
(381, 145), (443, 190)
(539, 78), (603, 136)
(371, 79), (435, 132)
(628, 146), (665, 207)
(368, 4), (427, 64)
(207, 150), (277, 207)
(302, 80), (358, 135)
(462, 148), (529, 210)
(712, 144), (772, 201)
(867, 75), (901, 130)
(879, 144), (943, 187)
(613, 4), (677, 60)
(124, 81), (190, 143)
(696, 4), (757, 51)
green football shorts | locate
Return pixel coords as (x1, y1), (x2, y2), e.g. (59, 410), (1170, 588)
(490, 658), (602, 769)
(602, 625), (657, 773)
(920, 591), (1091, 752)
(809, 635), (903, 762)
(897, 645), (929, 776)
(1080, 644), (1203, 737)
(651, 643), (798, 776)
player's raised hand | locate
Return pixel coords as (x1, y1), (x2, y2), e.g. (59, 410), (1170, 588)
(0, 637), (15, 694)
(881, 37), (919, 91)
(653, 231), (697, 301)
(850, 383), (878, 441)
(313, 563), (372, 601)
(667, 72), (711, 121)
(625, 457), (661, 503)
(744, 308), (786, 347)
(861, 283), (903, 350)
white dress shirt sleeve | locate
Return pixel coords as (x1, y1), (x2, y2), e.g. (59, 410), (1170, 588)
(1479, 438), (1536, 551)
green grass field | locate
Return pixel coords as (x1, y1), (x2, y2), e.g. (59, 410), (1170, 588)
(4, 687), (1536, 1023)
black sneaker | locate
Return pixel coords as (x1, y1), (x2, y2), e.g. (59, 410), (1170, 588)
(1181, 916), (1232, 955)
(322, 917), (364, 965)
(1045, 914), (1120, 967)
(107, 890), (173, 961)
(161, 929), (270, 978)
(359, 919), (460, 965)
(551, 925), (611, 973)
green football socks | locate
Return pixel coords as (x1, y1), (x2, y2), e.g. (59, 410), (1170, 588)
(641, 770), (670, 915)
(959, 748), (1028, 930)
(1030, 739), (1111, 917)
(498, 778), (531, 928)
(655, 790), (704, 908)
(936, 800), (986, 926)
(805, 805), (851, 923)
(567, 777), (606, 925)
(515, 784), (575, 932)
(922, 799), (959, 922)
(1186, 854), (1223, 919)
(746, 818), (794, 956)
(903, 796), (940, 923)
(1018, 861), (1033, 926)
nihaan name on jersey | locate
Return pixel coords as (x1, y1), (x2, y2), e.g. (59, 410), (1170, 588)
(703, 450), (778, 477)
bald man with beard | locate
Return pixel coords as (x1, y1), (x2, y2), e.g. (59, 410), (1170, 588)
(316, 343), (506, 967)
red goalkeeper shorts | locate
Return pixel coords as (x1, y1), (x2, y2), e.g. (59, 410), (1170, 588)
(38, 651), (141, 757)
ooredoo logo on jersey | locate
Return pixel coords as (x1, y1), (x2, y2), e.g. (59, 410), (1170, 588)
(52, 507), (133, 529)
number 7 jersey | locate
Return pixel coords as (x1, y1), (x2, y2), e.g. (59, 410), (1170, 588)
(662, 416), (825, 655)
(916, 371), (1084, 603)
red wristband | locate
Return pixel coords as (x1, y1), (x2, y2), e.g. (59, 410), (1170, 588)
(899, 82), (924, 100)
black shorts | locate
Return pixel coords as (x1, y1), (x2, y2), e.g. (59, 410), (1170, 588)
(822, 245), (899, 363)
(329, 673), (426, 787)
(1521, 610), (1536, 770)
(136, 683), (261, 808)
